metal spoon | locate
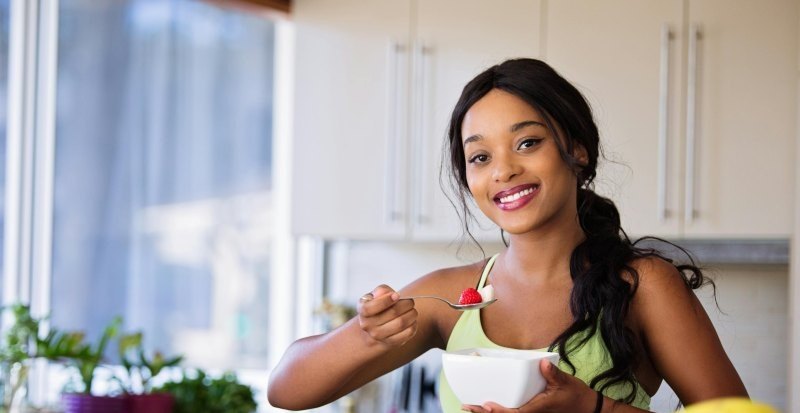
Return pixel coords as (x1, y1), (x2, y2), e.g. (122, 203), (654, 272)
(399, 295), (497, 311)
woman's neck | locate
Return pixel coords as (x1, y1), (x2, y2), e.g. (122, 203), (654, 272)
(502, 213), (585, 285)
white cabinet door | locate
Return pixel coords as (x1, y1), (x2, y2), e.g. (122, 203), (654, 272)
(412, 0), (542, 242)
(291, 0), (412, 239)
(544, 1), (684, 238)
(683, 0), (797, 238)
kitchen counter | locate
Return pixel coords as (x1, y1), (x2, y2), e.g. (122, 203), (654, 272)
(636, 238), (789, 266)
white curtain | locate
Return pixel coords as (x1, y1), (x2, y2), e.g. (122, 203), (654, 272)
(50, 0), (274, 370)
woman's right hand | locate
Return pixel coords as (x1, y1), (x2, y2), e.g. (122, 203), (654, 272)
(357, 285), (419, 348)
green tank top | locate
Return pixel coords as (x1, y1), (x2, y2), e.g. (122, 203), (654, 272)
(438, 254), (651, 412)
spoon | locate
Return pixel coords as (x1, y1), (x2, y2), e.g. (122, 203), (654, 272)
(398, 295), (497, 311)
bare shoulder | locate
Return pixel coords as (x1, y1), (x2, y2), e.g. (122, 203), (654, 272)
(625, 255), (702, 325)
(396, 257), (490, 342)
(628, 255), (694, 298)
(401, 258), (489, 299)
(624, 259), (747, 402)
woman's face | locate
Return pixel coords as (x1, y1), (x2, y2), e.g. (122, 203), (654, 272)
(461, 89), (584, 235)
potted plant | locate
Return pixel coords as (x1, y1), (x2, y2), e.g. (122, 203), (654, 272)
(114, 331), (182, 413)
(0, 304), (41, 413)
(156, 369), (257, 413)
(39, 317), (126, 413)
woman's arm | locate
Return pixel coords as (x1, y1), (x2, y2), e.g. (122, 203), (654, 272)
(632, 257), (748, 404)
(267, 274), (449, 410)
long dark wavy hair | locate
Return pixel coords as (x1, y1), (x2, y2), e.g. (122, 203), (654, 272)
(442, 58), (713, 402)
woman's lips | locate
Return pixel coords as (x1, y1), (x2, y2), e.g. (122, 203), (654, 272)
(493, 184), (540, 211)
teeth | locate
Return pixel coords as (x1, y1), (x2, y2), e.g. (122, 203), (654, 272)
(499, 186), (536, 203)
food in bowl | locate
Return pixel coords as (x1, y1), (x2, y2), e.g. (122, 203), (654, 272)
(442, 347), (559, 408)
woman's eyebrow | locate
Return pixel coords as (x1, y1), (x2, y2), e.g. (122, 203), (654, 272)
(510, 120), (547, 132)
(463, 120), (546, 145)
(463, 134), (482, 146)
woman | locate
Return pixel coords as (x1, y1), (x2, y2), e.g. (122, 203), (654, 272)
(268, 58), (747, 412)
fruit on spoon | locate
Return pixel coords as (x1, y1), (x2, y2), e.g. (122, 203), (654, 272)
(478, 284), (495, 302)
(458, 288), (482, 305)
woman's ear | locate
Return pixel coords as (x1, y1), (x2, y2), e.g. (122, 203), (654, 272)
(573, 144), (589, 167)
(572, 145), (590, 186)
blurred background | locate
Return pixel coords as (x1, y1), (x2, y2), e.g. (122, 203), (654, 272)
(0, 0), (798, 412)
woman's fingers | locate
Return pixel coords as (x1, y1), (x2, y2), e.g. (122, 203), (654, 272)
(462, 401), (525, 413)
(357, 284), (418, 346)
(374, 307), (418, 336)
(360, 305), (418, 340)
(539, 359), (567, 385)
(460, 404), (496, 413)
(357, 285), (397, 315)
(359, 294), (412, 319)
(382, 319), (418, 346)
(461, 362), (597, 413)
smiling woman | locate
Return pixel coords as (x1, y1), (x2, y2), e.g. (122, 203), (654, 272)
(268, 58), (749, 413)
(459, 90), (583, 233)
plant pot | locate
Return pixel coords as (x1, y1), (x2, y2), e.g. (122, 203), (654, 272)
(61, 394), (126, 413)
(126, 393), (174, 413)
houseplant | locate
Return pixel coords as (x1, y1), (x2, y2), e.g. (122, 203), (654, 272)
(155, 369), (256, 413)
(39, 317), (126, 413)
(0, 304), (40, 413)
(114, 331), (182, 413)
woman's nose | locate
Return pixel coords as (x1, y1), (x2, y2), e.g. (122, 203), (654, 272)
(491, 153), (522, 182)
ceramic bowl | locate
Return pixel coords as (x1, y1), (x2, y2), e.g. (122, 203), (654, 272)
(442, 347), (559, 408)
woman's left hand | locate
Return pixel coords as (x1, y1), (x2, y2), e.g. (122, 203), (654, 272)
(461, 359), (598, 413)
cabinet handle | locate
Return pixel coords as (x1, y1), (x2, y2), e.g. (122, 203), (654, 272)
(413, 43), (431, 226)
(657, 24), (672, 222)
(685, 25), (700, 224)
(385, 41), (406, 224)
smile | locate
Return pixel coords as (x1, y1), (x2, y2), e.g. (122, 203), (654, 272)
(493, 184), (540, 211)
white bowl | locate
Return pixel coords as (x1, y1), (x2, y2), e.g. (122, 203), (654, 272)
(442, 347), (559, 408)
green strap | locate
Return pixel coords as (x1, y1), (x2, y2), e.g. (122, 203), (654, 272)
(475, 253), (499, 289)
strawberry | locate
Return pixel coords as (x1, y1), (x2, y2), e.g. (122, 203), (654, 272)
(458, 287), (483, 305)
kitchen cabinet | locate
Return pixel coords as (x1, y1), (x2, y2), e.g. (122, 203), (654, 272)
(544, 0), (797, 238)
(291, 0), (410, 240)
(681, 0), (796, 238)
(291, 0), (541, 241)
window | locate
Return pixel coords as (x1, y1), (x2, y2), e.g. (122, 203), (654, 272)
(0, 0), (9, 300)
(50, 0), (274, 368)
(1, 0), (281, 408)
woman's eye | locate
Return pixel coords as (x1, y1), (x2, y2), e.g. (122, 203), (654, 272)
(518, 138), (543, 150)
(468, 154), (489, 164)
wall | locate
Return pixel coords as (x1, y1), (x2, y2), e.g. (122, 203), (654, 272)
(328, 241), (789, 412)
(790, 15), (800, 410)
(693, 265), (788, 412)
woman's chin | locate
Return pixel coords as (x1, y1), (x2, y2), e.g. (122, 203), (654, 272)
(497, 222), (540, 236)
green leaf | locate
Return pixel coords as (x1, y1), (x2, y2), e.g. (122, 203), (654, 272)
(155, 369), (256, 413)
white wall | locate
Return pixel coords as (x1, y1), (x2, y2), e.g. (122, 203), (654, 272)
(693, 265), (788, 412)
(330, 241), (789, 412)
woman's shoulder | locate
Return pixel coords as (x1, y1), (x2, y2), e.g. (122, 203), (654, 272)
(627, 255), (693, 295)
(626, 255), (705, 325)
(402, 257), (492, 297)
(398, 257), (494, 339)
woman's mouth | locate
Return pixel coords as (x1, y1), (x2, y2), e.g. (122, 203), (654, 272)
(493, 184), (540, 211)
